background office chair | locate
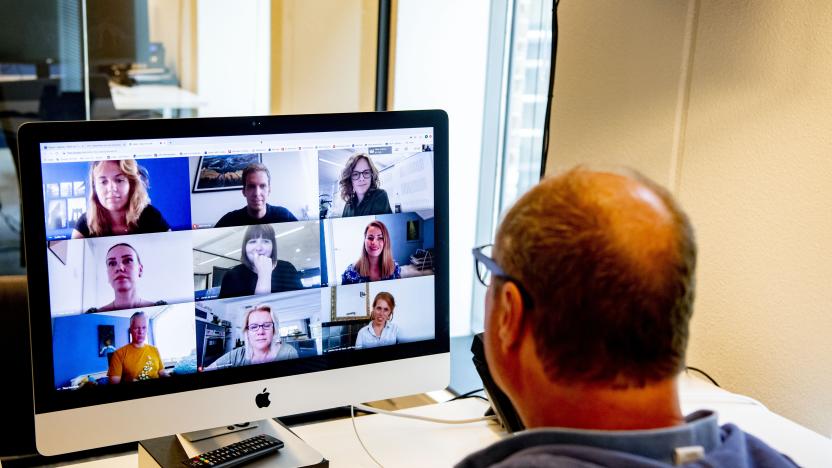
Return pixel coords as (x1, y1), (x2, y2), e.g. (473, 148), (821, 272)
(0, 275), (36, 459)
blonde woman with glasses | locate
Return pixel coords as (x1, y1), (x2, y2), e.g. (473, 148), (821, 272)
(206, 304), (298, 369)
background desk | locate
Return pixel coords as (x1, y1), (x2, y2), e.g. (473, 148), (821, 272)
(5, 375), (830, 467)
(109, 84), (205, 118)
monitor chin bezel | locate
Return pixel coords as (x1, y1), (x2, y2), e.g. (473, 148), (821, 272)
(34, 352), (450, 456)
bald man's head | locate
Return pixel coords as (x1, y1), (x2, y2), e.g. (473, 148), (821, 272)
(494, 167), (696, 387)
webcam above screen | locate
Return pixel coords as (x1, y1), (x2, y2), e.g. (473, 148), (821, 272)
(17, 110), (450, 455)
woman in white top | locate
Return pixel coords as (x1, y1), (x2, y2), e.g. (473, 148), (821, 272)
(355, 292), (400, 349)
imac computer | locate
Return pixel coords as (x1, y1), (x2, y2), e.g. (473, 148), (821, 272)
(18, 110), (449, 456)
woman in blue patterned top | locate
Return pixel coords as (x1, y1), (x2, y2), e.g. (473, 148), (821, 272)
(341, 220), (401, 284)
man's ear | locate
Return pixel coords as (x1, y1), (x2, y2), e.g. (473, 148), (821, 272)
(495, 281), (526, 353)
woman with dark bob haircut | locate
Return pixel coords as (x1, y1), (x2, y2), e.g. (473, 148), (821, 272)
(219, 224), (304, 299)
(339, 153), (392, 217)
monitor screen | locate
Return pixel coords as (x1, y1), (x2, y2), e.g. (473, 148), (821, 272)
(0, 0), (60, 65)
(19, 111), (449, 455)
(86, 0), (151, 66)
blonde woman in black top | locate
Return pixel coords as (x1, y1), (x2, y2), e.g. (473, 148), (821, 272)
(72, 159), (169, 238)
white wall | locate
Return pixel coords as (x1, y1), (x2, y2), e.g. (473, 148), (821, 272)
(188, 151), (319, 226)
(393, 0), (490, 336)
(547, 0), (832, 436)
(152, 303), (198, 361)
(381, 152), (435, 216)
(47, 240), (86, 315)
(272, 0), (377, 114)
(197, 0), (270, 116)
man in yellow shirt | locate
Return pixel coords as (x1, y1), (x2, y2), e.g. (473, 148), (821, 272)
(108, 311), (169, 383)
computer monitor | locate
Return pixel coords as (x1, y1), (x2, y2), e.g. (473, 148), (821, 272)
(18, 110), (449, 456)
(0, 0), (61, 78)
(86, 0), (151, 67)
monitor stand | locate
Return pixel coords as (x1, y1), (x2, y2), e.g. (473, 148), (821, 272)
(180, 421), (261, 442)
(139, 419), (327, 467)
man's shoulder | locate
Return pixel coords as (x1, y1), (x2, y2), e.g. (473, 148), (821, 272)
(75, 213), (90, 235)
(712, 424), (798, 467)
(140, 204), (163, 218)
(456, 423), (797, 468)
(215, 207), (247, 227)
(264, 204), (297, 222)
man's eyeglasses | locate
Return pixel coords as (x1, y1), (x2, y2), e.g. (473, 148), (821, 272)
(472, 244), (534, 307)
(472, 244), (503, 287)
(247, 322), (274, 332)
(351, 170), (372, 180)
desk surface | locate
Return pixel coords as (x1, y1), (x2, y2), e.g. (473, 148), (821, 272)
(109, 84), (205, 117)
(7, 375), (830, 468)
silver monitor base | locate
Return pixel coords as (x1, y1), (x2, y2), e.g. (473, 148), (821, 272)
(139, 419), (327, 467)
(180, 421), (261, 443)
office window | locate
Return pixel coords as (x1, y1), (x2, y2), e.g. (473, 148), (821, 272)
(498, 0), (553, 214)
(472, 0), (553, 332)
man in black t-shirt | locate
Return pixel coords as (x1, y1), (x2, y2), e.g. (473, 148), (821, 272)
(214, 163), (297, 228)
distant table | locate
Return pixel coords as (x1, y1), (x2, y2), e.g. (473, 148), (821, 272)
(109, 84), (206, 118)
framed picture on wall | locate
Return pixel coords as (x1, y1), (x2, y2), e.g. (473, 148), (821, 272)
(47, 199), (67, 229)
(406, 220), (420, 241)
(98, 325), (116, 357)
(192, 153), (262, 192)
(332, 283), (371, 321)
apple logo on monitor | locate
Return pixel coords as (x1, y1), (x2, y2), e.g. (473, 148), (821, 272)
(255, 388), (271, 408)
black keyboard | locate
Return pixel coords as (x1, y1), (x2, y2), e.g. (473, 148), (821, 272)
(182, 434), (284, 467)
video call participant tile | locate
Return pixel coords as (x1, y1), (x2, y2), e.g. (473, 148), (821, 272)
(192, 221), (322, 301)
(48, 231), (196, 316)
(195, 289), (324, 371)
(52, 303), (197, 391)
(189, 152), (319, 229)
(324, 212), (435, 286)
(42, 157), (192, 241)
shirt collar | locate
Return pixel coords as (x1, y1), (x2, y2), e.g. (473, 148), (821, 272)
(509, 410), (720, 465)
(368, 321), (392, 337)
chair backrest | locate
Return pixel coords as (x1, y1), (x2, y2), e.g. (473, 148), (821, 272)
(0, 275), (36, 457)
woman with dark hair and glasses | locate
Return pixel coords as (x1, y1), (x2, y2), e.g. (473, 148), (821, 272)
(339, 153), (392, 217)
(206, 304), (297, 369)
(218, 224), (304, 299)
